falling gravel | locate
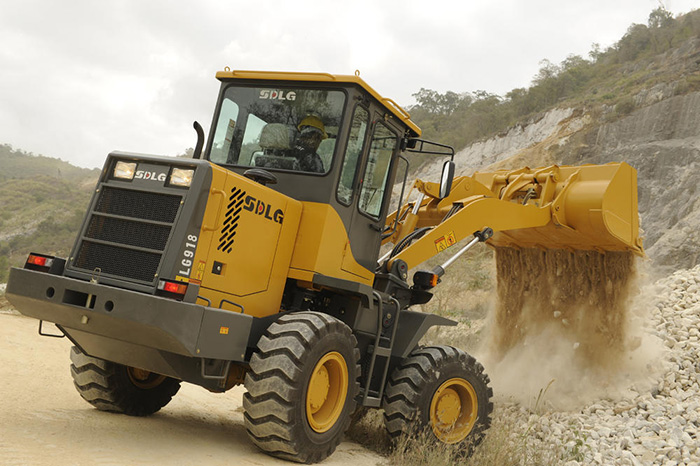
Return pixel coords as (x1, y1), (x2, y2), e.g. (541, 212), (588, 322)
(484, 264), (700, 466)
(483, 248), (652, 409)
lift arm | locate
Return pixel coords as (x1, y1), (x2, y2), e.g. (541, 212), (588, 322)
(384, 163), (644, 272)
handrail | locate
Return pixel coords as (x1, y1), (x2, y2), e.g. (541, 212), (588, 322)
(382, 98), (412, 120)
(219, 298), (245, 314)
(220, 68), (338, 81)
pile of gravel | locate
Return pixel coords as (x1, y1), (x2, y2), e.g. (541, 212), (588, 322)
(499, 266), (700, 466)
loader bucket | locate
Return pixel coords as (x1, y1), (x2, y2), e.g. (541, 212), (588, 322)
(472, 162), (644, 255)
(473, 164), (644, 370)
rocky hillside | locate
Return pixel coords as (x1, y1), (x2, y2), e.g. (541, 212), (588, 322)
(414, 36), (700, 275)
(559, 88), (700, 273)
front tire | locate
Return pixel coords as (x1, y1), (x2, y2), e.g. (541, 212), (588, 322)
(243, 312), (360, 463)
(383, 346), (493, 453)
(69, 346), (181, 416)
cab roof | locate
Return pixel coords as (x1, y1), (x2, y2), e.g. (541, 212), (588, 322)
(215, 69), (421, 137)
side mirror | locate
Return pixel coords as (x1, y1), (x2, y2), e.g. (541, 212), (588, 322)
(439, 161), (455, 199)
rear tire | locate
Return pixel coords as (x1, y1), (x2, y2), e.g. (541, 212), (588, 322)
(243, 312), (360, 463)
(383, 345), (493, 454)
(69, 346), (181, 416)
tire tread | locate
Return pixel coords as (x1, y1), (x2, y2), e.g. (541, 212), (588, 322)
(69, 346), (180, 416)
(244, 311), (360, 463)
(382, 345), (493, 451)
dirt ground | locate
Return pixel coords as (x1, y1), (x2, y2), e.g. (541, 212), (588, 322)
(0, 310), (383, 466)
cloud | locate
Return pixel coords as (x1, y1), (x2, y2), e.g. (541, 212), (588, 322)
(1, 0), (697, 168)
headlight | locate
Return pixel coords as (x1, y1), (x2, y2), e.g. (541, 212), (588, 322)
(170, 168), (195, 187)
(113, 161), (137, 180)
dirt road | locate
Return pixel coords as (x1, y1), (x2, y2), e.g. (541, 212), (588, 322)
(0, 310), (383, 466)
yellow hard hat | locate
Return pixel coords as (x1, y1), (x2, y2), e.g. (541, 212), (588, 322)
(298, 115), (328, 139)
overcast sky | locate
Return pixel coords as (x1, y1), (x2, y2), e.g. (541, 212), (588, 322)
(1, 0), (697, 169)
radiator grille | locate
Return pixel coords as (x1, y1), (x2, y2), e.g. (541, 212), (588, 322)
(85, 216), (171, 251)
(218, 187), (246, 254)
(75, 242), (162, 283)
(72, 186), (182, 283)
(95, 186), (180, 223)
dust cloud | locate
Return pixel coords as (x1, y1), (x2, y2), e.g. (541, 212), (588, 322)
(479, 248), (665, 410)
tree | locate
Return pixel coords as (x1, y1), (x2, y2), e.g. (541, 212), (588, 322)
(561, 54), (588, 71)
(616, 23), (651, 62)
(648, 7), (673, 28)
(531, 59), (560, 86)
(649, 6), (676, 52)
(411, 88), (465, 115)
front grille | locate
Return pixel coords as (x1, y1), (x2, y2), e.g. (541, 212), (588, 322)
(95, 186), (180, 223)
(75, 242), (162, 283)
(72, 186), (182, 283)
(85, 216), (171, 251)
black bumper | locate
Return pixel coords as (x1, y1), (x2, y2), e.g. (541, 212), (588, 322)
(6, 267), (254, 364)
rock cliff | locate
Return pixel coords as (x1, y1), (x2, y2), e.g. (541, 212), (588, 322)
(560, 91), (700, 273)
(415, 88), (700, 274)
(408, 37), (700, 273)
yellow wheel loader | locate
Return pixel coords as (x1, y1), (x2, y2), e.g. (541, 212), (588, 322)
(6, 69), (643, 463)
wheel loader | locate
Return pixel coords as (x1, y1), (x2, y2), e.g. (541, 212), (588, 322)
(5, 69), (643, 463)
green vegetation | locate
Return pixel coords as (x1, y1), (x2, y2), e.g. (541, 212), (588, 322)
(0, 146), (98, 282)
(408, 8), (700, 156)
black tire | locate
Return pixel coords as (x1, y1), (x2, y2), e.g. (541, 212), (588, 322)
(243, 312), (361, 464)
(383, 345), (493, 454)
(69, 346), (181, 416)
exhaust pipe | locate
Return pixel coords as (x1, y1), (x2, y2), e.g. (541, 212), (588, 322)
(193, 121), (205, 159)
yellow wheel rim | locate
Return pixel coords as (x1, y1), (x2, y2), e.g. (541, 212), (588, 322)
(429, 377), (478, 443)
(306, 352), (348, 433)
(127, 367), (166, 389)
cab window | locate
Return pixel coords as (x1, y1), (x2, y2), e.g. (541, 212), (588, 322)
(337, 106), (369, 205)
(209, 86), (345, 174)
(211, 99), (240, 162)
(358, 122), (397, 218)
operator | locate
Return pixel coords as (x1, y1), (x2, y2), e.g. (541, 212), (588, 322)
(292, 115), (327, 173)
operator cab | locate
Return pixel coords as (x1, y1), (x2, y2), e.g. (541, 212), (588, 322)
(206, 70), (454, 271)
(205, 70), (425, 271)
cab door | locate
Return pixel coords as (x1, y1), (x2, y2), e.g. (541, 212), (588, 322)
(341, 112), (400, 273)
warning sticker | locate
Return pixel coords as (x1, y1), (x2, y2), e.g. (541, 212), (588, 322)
(193, 261), (206, 283)
(176, 261), (206, 285)
(220, 327), (229, 335)
(434, 231), (457, 252)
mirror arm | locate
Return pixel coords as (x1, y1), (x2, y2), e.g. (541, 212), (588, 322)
(406, 138), (455, 160)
